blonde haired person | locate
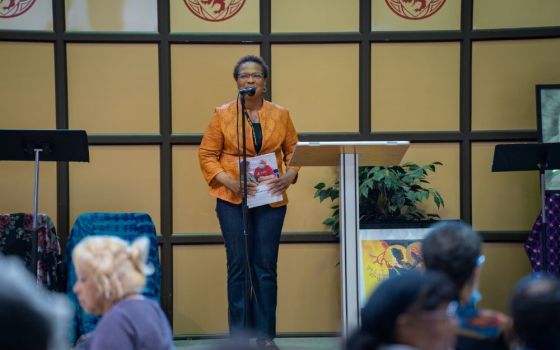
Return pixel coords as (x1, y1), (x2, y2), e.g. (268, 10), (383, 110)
(72, 236), (174, 350)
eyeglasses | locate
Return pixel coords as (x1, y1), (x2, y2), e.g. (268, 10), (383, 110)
(237, 72), (265, 80)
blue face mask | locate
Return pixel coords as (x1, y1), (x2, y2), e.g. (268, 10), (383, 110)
(470, 288), (482, 305)
(469, 256), (485, 305)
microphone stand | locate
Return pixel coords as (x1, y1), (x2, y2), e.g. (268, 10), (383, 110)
(239, 92), (252, 331)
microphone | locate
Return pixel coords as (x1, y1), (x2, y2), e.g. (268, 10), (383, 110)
(239, 86), (256, 96)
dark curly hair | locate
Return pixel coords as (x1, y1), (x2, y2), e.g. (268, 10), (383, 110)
(232, 55), (269, 80)
(346, 271), (456, 350)
(421, 221), (482, 292)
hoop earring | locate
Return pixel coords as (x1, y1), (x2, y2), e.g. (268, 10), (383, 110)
(263, 87), (268, 93)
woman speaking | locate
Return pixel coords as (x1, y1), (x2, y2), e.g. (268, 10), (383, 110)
(199, 55), (299, 350)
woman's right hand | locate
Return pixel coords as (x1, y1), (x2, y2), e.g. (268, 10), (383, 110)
(216, 172), (257, 197)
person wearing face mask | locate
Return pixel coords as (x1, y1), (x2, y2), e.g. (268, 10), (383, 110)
(421, 221), (512, 350)
(253, 159), (275, 182)
(199, 55), (300, 350)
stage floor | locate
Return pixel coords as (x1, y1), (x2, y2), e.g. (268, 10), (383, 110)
(174, 337), (341, 350)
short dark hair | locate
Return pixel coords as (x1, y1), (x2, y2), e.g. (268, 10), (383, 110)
(0, 256), (64, 350)
(346, 271), (456, 350)
(0, 292), (50, 350)
(233, 55), (269, 80)
(421, 221), (482, 292)
(511, 273), (560, 350)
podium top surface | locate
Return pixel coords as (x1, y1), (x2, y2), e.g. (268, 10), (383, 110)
(290, 141), (410, 167)
(0, 129), (89, 162)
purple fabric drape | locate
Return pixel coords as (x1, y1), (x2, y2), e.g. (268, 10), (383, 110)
(525, 192), (560, 277)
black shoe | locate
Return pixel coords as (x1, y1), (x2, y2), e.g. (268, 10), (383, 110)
(256, 338), (279, 350)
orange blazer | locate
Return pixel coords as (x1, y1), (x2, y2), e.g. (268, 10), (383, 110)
(199, 99), (300, 207)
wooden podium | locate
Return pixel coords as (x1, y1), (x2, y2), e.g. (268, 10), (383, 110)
(290, 141), (409, 336)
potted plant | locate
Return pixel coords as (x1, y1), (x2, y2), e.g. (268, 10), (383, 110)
(313, 162), (445, 237)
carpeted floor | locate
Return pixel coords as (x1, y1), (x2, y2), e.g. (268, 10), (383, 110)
(174, 337), (341, 350)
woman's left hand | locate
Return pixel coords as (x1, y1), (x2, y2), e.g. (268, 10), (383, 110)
(267, 169), (297, 196)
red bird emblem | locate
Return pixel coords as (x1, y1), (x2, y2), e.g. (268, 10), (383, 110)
(0, 0), (35, 18)
(385, 0), (446, 20)
(184, 0), (246, 22)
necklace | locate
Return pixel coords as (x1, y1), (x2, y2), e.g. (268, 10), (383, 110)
(245, 111), (260, 153)
(117, 291), (141, 302)
(246, 109), (259, 123)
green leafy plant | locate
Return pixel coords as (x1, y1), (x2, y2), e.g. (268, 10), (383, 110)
(314, 162), (445, 237)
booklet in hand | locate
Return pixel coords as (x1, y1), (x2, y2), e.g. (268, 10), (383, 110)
(239, 152), (282, 208)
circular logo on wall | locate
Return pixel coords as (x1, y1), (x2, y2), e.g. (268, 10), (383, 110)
(183, 0), (246, 22)
(385, 0), (446, 20)
(0, 0), (36, 18)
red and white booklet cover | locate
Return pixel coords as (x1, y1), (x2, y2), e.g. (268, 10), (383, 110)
(239, 152), (282, 208)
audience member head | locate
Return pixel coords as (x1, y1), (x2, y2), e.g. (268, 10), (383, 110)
(421, 220), (482, 302)
(346, 271), (457, 350)
(510, 273), (560, 350)
(0, 254), (72, 350)
(72, 236), (150, 316)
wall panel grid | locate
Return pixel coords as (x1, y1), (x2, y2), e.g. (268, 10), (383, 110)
(1, 0), (558, 335)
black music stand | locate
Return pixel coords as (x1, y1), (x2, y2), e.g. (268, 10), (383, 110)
(0, 129), (89, 277)
(492, 142), (560, 272)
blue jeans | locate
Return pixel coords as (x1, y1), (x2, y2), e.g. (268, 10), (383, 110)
(216, 199), (287, 339)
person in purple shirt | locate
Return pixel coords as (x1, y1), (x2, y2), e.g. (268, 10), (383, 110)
(72, 236), (174, 350)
